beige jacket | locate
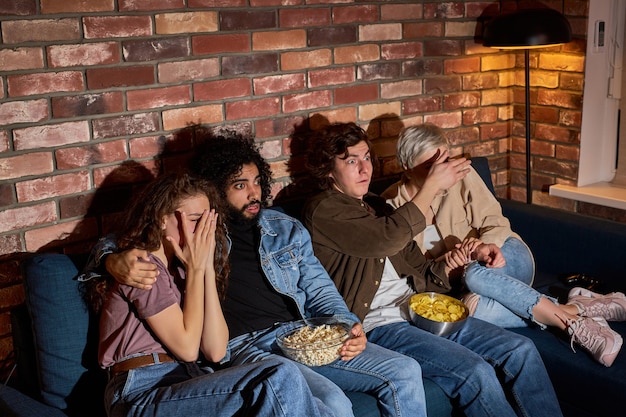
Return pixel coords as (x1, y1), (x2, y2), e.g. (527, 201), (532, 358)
(382, 167), (520, 259)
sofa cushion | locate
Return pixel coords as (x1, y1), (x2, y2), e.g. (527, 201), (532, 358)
(21, 254), (105, 416)
(0, 384), (66, 417)
(509, 322), (626, 417)
(469, 156), (495, 195)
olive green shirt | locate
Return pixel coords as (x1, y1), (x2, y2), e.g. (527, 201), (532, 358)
(302, 189), (450, 322)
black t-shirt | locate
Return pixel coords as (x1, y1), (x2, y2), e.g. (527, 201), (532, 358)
(222, 221), (300, 339)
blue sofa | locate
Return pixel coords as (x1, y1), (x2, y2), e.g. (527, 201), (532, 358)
(500, 199), (626, 417)
(479, 158), (626, 417)
(2, 157), (626, 417)
(0, 254), (453, 417)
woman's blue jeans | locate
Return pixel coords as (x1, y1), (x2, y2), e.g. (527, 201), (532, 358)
(465, 237), (558, 328)
(104, 357), (334, 417)
(367, 319), (563, 417)
(227, 324), (427, 417)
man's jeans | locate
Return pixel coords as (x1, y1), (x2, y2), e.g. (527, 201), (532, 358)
(104, 357), (334, 417)
(228, 324), (428, 417)
(367, 319), (563, 417)
(466, 237), (559, 328)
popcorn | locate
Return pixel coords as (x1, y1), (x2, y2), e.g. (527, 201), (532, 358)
(278, 322), (350, 366)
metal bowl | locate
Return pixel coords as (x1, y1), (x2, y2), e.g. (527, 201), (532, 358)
(408, 292), (468, 337)
(276, 317), (351, 367)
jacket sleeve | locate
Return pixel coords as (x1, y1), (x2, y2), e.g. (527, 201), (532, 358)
(294, 220), (360, 325)
(77, 234), (119, 282)
(303, 192), (427, 259)
(396, 241), (451, 292)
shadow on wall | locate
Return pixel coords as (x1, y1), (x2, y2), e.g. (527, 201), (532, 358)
(31, 123), (258, 257)
(12, 112), (414, 259)
(274, 114), (328, 205)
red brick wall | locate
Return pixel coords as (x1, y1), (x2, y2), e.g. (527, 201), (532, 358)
(0, 0), (597, 380)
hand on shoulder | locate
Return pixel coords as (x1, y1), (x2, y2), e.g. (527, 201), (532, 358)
(106, 248), (158, 290)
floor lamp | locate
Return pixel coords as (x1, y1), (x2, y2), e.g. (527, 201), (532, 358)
(483, 8), (572, 204)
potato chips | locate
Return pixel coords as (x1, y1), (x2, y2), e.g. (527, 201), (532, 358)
(409, 293), (468, 323)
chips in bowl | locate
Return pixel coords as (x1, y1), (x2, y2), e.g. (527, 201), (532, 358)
(408, 292), (469, 336)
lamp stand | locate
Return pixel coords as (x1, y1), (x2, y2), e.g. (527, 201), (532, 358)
(482, 8), (573, 205)
(524, 49), (532, 204)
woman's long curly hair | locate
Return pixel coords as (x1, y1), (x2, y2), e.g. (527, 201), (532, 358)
(305, 122), (372, 190)
(85, 173), (230, 313)
(190, 131), (273, 206)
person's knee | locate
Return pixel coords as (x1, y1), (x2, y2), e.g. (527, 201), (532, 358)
(502, 237), (535, 284)
(293, 364), (354, 414)
(317, 388), (353, 415)
(460, 357), (499, 393)
(386, 355), (423, 383)
(506, 334), (539, 361)
(256, 357), (311, 393)
(463, 270), (484, 293)
(254, 359), (344, 417)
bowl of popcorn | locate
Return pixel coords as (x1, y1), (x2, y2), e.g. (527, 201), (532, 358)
(408, 292), (469, 336)
(276, 317), (352, 367)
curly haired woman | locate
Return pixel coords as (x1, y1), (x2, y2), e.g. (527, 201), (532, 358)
(87, 172), (332, 417)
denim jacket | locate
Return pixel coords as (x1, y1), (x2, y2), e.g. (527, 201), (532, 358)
(79, 209), (359, 326)
(77, 233), (118, 282)
(256, 209), (359, 325)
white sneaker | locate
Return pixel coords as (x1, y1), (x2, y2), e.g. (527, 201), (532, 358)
(567, 287), (626, 321)
(566, 316), (622, 367)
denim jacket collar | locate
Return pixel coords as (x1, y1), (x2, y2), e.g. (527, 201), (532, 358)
(257, 210), (279, 237)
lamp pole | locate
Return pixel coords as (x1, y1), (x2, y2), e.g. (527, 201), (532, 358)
(524, 49), (532, 204)
(482, 8), (572, 205)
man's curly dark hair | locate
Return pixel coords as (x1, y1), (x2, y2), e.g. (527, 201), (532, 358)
(305, 122), (372, 190)
(190, 131), (273, 206)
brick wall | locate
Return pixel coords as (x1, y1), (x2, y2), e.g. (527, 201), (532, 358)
(0, 0), (597, 381)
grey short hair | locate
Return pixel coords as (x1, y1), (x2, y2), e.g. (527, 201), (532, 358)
(396, 124), (449, 169)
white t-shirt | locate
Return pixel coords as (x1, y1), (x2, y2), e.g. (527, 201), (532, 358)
(362, 257), (414, 333)
(423, 223), (446, 256)
(362, 224), (448, 333)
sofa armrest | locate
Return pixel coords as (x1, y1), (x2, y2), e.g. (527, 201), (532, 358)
(0, 385), (67, 417)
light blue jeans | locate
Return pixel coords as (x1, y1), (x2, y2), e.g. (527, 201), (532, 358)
(466, 237), (558, 328)
(367, 319), (563, 417)
(104, 356), (334, 417)
(227, 324), (427, 417)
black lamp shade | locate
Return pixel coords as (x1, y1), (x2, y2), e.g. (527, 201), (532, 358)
(483, 8), (572, 49)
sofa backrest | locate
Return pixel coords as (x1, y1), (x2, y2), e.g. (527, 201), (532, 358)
(16, 253), (106, 417)
(469, 156), (626, 293)
(501, 199), (626, 293)
(469, 156), (495, 195)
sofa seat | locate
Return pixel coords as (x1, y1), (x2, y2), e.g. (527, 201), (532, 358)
(5, 157), (626, 417)
(508, 323), (626, 417)
(0, 253), (455, 417)
(499, 198), (626, 417)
